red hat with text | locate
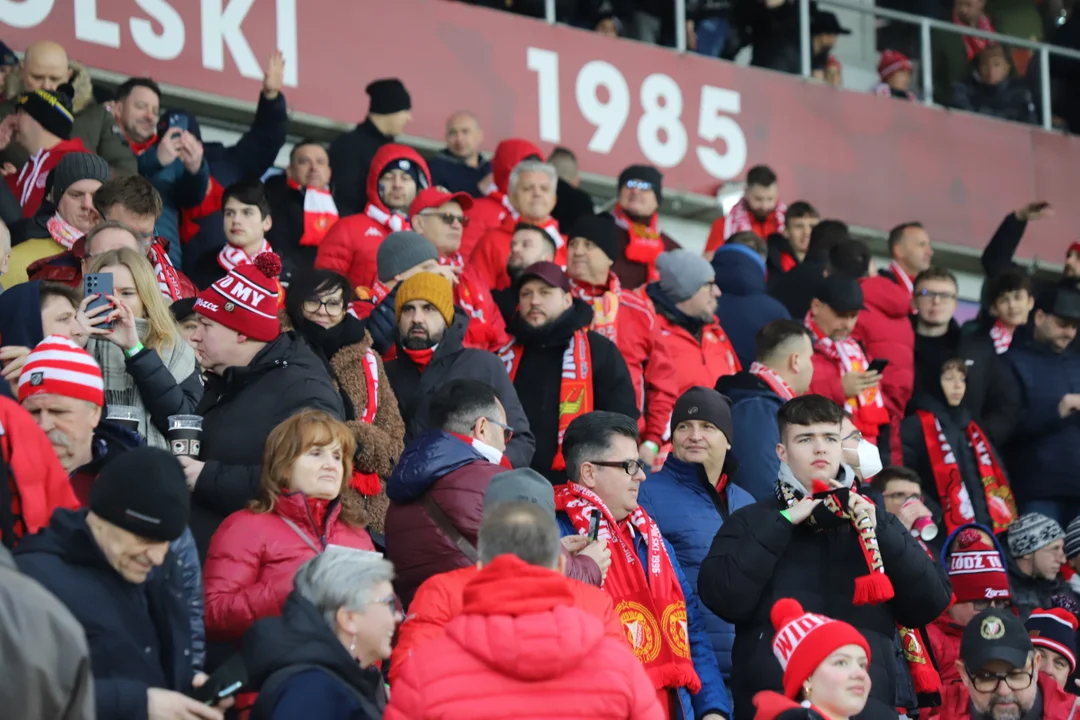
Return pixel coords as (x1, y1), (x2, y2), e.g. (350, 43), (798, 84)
(18, 335), (104, 406)
(771, 598), (871, 699)
(1026, 608), (1079, 673)
(945, 526), (1011, 604)
(195, 252), (282, 342)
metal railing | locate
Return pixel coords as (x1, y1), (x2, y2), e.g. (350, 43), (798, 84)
(541, 0), (1080, 131)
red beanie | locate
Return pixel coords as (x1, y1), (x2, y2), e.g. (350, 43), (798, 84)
(18, 335), (104, 406)
(946, 527), (1011, 604)
(194, 252), (282, 342)
(878, 50), (912, 81)
(771, 598), (871, 700)
(1068, 242), (1080, 259)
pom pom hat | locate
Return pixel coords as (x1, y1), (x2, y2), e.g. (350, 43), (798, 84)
(195, 252), (282, 342)
(771, 598), (871, 699)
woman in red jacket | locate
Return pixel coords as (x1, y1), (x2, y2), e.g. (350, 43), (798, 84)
(203, 409), (376, 642)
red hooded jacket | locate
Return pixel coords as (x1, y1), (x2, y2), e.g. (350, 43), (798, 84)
(926, 614), (964, 687)
(385, 555), (664, 720)
(8, 138), (88, 218)
(655, 312), (742, 397)
(315, 144), (431, 291)
(928, 671), (1080, 719)
(459, 138), (543, 258)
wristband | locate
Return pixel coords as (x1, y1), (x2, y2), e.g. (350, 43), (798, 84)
(779, 509), (794, 524)
(124, 342), (145, 358)
(642, 440), (660, 454)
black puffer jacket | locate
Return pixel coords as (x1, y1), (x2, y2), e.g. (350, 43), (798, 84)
(698, 483), (952, 720)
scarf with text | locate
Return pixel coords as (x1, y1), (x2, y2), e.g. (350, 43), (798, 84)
(805, 313), (887, 424)
(889, 261), (914, 296)
(916, 410), (1018, 535)
(446, 431), (513, 469)
(147, 242), (186, 302)
(990, 320), (1013, 355)
(46, 212), (84, 250)
(555, 482), (701, 695)
(500, 330), (592, 470)
(613, 206), (664, 281)
(286, 178), (339, 247)
(750, 361), (796, 401)
(365, 202), (409, 233)
(439, 253), (487, 329)
(569, 274), (622, 343)
(724, 197), (787, 241)
(500, 194), (564, 251)
(956, 11), (995, 60)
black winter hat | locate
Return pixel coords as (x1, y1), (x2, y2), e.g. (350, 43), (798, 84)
(367, 78), (411, 115)
(618, 164), (663, 204)
(17, 87), (74, 141)
(670, 386), (733, 442)
(568, 214), (621, 263)
(89, 447), (190, 542)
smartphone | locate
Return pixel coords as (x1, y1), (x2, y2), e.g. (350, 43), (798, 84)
(868, 358), (889, 374)
(588, 509), (601, 542)
(189, 653), (247, 705)
(83, 273), (114, 331)
(167, 113), (188, 132)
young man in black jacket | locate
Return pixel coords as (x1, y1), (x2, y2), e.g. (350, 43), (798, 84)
(698, 394), (951, 720)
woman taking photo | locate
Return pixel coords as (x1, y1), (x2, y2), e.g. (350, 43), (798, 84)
(284, 268), (405, 533)
(82, 246), (201, 448)
(203, 410), (377, 643)
(244, 548), (399, 719)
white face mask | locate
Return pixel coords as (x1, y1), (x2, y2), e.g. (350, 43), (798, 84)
(856, 439), (883, 479)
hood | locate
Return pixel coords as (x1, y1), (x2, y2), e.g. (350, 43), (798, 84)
(0, 281), (44, 348)
(646, 282), (709, 336)
(386, 431), (491, 503)
(365, 144), (431, 217)
(507, 297), (594, 348)
(860, 274), (912, 319)
(938, 521), (1008, 569)
(67, 61), (94, 113)
(447, 555), (604, 681)
(13, 508), (113, 570)
(491, 139), (542, 194)
(910, 387), (972, 427)
(715, 370), (781, 405)
(713, 243), (767, 295)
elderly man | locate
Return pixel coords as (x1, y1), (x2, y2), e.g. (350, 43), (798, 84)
(265, 140), (337, 284)
(609, 165), (680, 289)
(428, 111), (491, 196)
(458, 138), (543, 256)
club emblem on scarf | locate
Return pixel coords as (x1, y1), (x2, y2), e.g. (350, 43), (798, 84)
(617, 600), (661, 663)
(661, 602), (691, 659)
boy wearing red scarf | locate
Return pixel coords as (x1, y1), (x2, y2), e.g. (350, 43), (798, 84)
(554, 411), (732, 720)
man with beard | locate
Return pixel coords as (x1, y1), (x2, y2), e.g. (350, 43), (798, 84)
(499, 262), (638, 483)
(705, 165), (786, 260)
(384, 272), (534, 469)
(609, 165), (680, 289)
(492, 222), (556, 324)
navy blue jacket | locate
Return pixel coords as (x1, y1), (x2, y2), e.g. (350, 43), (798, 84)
(555, 512), (732, 720)
(712, 244), (791, 368)
(427, 148), (491, 197)
(138, 138), (210, 259)
(15, 509), (194, 720)
(637, 455), (754, 680)
(715, 371), (785, 502)
(1004, 333), (1080, 502)
(0, 280), (44, 348)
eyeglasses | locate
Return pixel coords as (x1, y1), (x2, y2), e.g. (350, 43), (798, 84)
(915, 289), (958, 302)
(589, 459), (648, 476)
(482, 417), (514, 443)
(966, 666), (1033, 693)
(303, 297), (345, 316)
(842, 429), (863, 444)
(972, 599), (1011, 612)
(419, 212), (469, 227)
(369, 593), (398, 614)
(884, 491), (923, 504)
(624, 179), (653, 191)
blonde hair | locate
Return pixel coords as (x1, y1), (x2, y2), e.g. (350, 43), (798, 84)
(87, 247), (178, 352)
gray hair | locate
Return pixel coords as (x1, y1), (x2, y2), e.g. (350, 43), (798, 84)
(509, 160), (557, 194)
(478, 501), (561, 569)
(293, 547), (395, 629)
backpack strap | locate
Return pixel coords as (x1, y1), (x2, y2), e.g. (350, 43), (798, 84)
(251, 664), (382, 719)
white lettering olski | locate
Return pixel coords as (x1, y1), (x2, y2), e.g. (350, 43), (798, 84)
(133, 0), (185, 61)
(202, 0), (298, 87)
(0, 0), (55, 28)
(75, 0), (120, 47)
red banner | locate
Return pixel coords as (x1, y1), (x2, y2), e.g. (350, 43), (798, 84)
(2, 0), (1076, 259)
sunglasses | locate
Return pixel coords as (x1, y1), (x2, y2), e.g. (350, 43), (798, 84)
(624, 179), (653, 191)
(419, 212), (469, 227)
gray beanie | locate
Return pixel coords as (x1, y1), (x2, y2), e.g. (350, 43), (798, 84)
(483, 468), (556, 520)
(1065, 517), (1080, 560)
(656, 249), (715, 303)
(376, 231), (438, 283)
(49, 152), (111, 203)
(1007, 513), (1065, 558)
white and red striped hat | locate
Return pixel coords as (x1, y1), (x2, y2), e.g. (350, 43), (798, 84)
(1026, 608), (1078, 673)
(771, 598), (871, 699)
(18, 335), (104, 406)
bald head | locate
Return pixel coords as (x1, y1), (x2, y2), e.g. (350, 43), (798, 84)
(22, 41), (71, 92)
(445, 111), (482, 164)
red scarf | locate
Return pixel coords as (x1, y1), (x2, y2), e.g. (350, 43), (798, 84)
(500, 330), (592, 471)
(889, 260), (914, 296)
(555, 482), (701, 695)
(990, 320), (1013, 355)
(446, 431), (513, 469)
(805, 313), (889, 432)
(723, 197), (787, 241)
(147, 242), (187, 301)
(126, 133), (157, 157)
(358, 349), (380, 424)
(749, 361), (796, 401)
(45, 212), (83, 250)
(612, 206), (664, 282)
(916, 410), (1018, 535)
(956, 11), (995, 60)
(286, 178), (339, 247)
(568, 274), (621, 343)
(779, 252), (798, 273)
(402, 346), (435, 372)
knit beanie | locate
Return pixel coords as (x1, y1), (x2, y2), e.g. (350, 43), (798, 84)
(194, 252), (282, 342)
(484, 468), (556, 520)
(944, 526), (1011, 604)
(618, 164), (663, 204)
(1027, 608), (1079, 673)
(1007, 513), (1065, 558)
(655, 250), (715, 303)
(49, 152), (112, 203)
(18, 335), (104, 406)
(671, 386), (733, 442)
(568, 214), (621, 263)
(878, 50), (912, 81)
(395, 272), (454, 326)
(377, 157), (427, 194)
(376, 230), (438, 283)
(366, 78), (411, 115)
(17, 87), (74, 141)
(770, 598), (871, 700)
(89, 447), (190, 543)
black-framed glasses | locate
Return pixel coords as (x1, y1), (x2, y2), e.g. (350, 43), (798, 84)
(419, 211), (468, 227)
(483, 417), (514, 443)
(303, 297), (345, 316)
(624, 179), (653, 191)
(589, 459), (647, 476)
(915, 289), (958, 302)
(965, 666), (1033, 693)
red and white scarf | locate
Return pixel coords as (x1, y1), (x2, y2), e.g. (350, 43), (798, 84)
(218, 239), (271, 272)
(889, 260), (914, 296)
(439, 253), (465, 270)
(723, 197), (787, 240)
(147, 242), (186, 302)
(287, 178), (338, 247)
(990, 320), (1013, 355)
(359, 350), (380, 425)
(500, 194), (564, 251)
(555, 482), (701, 696)
(365, 202), (409, 233)
(446, 431), (513, 469)
(805, 312), (889, 436)
(45, 212), (83, 250)
(613, 206), (664, 282)
(956, 11), (995, 60)
(569, 274), (622, 344)
(749, 361), (796, 401)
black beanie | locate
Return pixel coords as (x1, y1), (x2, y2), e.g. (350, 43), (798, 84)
(670, 386), (733, 442)
(378, 156), (427, 193)
(367, 78), (411, 115)
(618, 164), (663, 204)
(89, 448), (190, 542)
(17, 87), (74, 141)
(568, 213), (621, 263)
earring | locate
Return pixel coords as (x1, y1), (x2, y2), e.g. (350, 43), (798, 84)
(803, 682), (813, 699)
(349, 634), (357, 654)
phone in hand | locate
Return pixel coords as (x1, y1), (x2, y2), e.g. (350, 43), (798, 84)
(83, 273), (114, 331)
(588, 509), (601, 542)
(167, 113), (189, 132)
(868, 358), (889, 374)
(189, 653), (247, 705)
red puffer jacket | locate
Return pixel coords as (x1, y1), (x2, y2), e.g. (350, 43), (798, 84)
(655, 311), (742, 397)
(926, 614), (964, 688)
(927, 671), (1080, 718)
(315, 144), (431, 291)
(385, 555), (664, 720)
(459, 138), (543, 258)
(202, 492), (375, 642)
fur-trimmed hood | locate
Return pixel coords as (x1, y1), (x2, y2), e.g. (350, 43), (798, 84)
(5, 59), (95, 114)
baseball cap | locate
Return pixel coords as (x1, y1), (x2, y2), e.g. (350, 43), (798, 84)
(517, 261), (570, 293)
(815, 274), (865, 313)
(960, 608), (1034, 672)
(409, 187), (474, 216)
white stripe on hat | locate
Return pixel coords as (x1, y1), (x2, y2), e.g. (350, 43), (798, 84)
(1029, 611), (1076, 629)
(20, 348), (101, 368)
(18, 366), (105, 391)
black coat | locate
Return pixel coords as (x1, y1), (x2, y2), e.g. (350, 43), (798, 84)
(384, 308), (535, 469)
(551, 178), (595, 235)
(263, 173), (315, 287)
(15, 509), (194, 720)
(698, 496), (952, 720)
(951, 75), (1038, 125)
(506, 298), (639, 482)
(192, 332), (345, 558)
(328, 118), (393, 217)
(768, 259), (826, 319)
